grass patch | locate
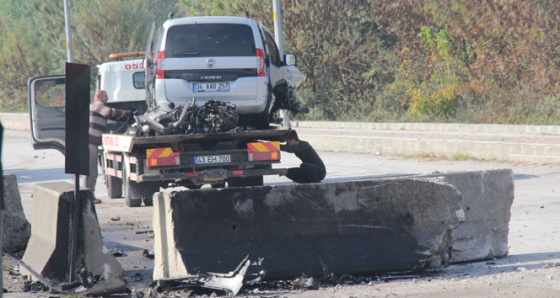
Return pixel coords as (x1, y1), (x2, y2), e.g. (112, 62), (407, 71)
(452, 152), (479, 161)
(407, 152), (442, 160)
(3, 264), (15, 271)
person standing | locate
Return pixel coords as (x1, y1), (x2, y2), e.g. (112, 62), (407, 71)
(280, 130), (326, 183)
(81, 89), (131, 203)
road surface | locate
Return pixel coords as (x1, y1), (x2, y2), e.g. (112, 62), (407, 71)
(2, 128), (560, 297)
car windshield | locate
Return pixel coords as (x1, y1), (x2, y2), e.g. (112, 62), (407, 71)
(166, 24), (256, 57)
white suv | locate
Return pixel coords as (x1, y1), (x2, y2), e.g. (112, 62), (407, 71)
(145, 16), (305, 128)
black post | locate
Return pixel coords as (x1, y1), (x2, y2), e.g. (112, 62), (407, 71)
(65, 63), (90, 282)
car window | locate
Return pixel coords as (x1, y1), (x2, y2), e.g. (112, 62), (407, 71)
(166, 24), (256, 57)
(133, 72), (145, 89)
(264, 32), (281, 66)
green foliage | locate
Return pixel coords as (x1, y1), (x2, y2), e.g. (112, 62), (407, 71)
(1, 0), (560, 124)
(0, 0), (179, 111)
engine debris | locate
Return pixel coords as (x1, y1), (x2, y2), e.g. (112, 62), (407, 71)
(133, 99), (239, 137)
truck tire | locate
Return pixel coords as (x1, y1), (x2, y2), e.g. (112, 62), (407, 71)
(123, 156), (159, 207)
(123, 176), (142, 208)
(211, 182), (226, 189)
(106, 174), (123, 199)
(124, 177), (159, 207)
(228, 176), (264, 188)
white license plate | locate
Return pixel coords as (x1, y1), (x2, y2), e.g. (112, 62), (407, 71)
(193, 82), (229, 92)
(194, 155), (231, 164)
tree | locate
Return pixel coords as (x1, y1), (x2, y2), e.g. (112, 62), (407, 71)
(0, 0), (179, 111)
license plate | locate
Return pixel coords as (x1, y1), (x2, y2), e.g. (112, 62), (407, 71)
(193, 82), (229, 92)
(194, 155), (231, 164)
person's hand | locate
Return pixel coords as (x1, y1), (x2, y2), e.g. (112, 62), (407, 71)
(126, 109), (138, 117)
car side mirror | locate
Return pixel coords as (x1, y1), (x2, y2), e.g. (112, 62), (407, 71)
(284, 54), (297, 66)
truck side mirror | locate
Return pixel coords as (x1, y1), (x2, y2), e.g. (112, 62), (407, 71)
(284, 54), (297, 66)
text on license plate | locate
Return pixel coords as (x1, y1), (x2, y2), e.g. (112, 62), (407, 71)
(194, 155), (231, 164)
(193, 82), (229, 92)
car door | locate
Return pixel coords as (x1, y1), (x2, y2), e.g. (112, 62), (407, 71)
(260, 27), (284, 87)
(28, 75), (66, 154)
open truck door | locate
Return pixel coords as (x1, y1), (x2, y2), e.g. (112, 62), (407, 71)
(144, 22), (157, 108)
(28, 75), (66, 154)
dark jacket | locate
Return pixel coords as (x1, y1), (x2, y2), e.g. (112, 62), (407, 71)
(280, 141), (325, 170)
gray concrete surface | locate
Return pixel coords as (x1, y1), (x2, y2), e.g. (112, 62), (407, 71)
(21, 182), (126, 295)
(1, 115), (557, 297)
(153, 178), (463, 280)
(292, 121), (560, 164)
(152, 169), (513, 281)
(2, 174), (31, 252)
(435, 169), (515, 263)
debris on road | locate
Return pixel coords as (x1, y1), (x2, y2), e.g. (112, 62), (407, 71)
(155, 256), (250, 296)
(143, 249), (155, 259)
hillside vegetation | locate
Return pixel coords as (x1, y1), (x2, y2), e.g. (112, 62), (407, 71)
(1, 0), (559, 124)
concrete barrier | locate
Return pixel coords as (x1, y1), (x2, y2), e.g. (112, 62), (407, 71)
(3, 174), (31, 252)
(152, 169), (514, 281)
(153, 176), (465, 281)
(0, 113), (29, 131)
(437, 169), (515, 263)
(21, 182), (126, 295)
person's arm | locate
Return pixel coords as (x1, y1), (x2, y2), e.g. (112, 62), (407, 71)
(94, 102), (128, 120)
(280, 142), (311, 153)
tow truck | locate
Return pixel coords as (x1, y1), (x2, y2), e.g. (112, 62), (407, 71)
(28, 51), (294, 207)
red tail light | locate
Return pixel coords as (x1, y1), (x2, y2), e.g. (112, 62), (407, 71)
(256, 48), (266, 77)
(156, 50), (166, 79)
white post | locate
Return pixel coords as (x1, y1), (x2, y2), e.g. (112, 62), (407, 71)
(63, 0), (74, 62)
(272, 0), (292, 128)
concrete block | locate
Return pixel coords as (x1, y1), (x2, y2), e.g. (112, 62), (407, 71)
(433, 169), (514, 263)
(2, 174), (31, 252)
(21, 182), (126, 294)
(153, 178), (464, 280)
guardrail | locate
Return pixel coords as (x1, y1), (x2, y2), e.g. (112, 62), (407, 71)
(0, 113), (30, 131)
(4, 113), (559, 163)
(4, 112), (559, 135)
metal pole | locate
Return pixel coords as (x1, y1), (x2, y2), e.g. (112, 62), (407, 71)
(64, 0), (78, 281)
(69, 175), (80, 282)
(63, 0), (74, 62)
(0, 124), (4, 297)
(272, 0), (292, 128)
(272, 0), (284, 58)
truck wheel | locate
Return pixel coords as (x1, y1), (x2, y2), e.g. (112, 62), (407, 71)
(106, 175), (123, 199)
(183, 180), (203, 190)
(123, 177), (142, 208)
(211, 182), (226, 189)
(124, 178), (159, 207)
(228, 176), (264, 188)
(123, 157), (159, 207)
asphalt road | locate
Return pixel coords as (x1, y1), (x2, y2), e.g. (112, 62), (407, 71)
(2, 127), (560, 297)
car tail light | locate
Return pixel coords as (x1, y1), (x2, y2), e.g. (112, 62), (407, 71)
(256, 48), (266, 77)
(156, 50), (166, 78)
